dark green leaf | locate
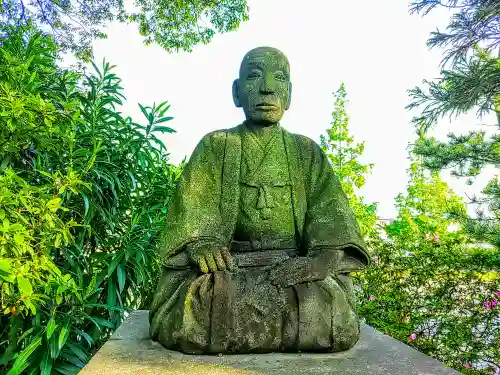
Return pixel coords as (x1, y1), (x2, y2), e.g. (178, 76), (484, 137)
(107, 253), (124, 277)
(39, 350), (53, 375)
(117, 263), (126, 293)
(73, 330), (93, 347)
(80, 192), (90, 217)
(58, 320), (71, 350)
(153, 124), (175, 133)
(7, 334), (42, 375)
(138, 103), (149, 122)
(54, 362), (82, 375)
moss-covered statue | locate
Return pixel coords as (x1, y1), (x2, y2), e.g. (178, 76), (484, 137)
(149, 46), (370, 354)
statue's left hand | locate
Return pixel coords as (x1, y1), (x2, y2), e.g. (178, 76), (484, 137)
(267, 256), (330, 288)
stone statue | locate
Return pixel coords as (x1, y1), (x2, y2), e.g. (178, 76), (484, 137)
(149, 46), (370, 355)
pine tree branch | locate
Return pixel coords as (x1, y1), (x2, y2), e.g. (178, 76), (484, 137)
(410, 0), (500, 65)
(407, 52), (500, 131)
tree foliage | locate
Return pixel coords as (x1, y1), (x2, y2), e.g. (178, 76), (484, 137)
(0, 0), (249, 61)
(409, 0), (500, 65)
(0, 25), (182, 374)
(318, 83), (499, 374)
(357, 158), (500, 374)
(407, 47), (500, 131)
(320, 83), (379, 240)
(407, 0), (500, 250)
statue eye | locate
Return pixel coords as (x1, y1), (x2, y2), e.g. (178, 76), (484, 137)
(247, 70), (261, 79)
(274, 71), (287, 81)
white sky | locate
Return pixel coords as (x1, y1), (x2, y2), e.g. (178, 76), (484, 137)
(90, 0), (498, 220)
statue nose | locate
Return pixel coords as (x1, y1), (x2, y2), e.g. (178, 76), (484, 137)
(260, 75), (275, 94)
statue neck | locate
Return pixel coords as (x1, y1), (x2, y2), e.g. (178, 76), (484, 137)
(243, 120), (280, 136)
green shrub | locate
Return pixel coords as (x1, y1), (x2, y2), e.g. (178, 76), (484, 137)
(355, 164), (500, 374)
(0, 25), (183, 374)
(357, 239), (499, 374)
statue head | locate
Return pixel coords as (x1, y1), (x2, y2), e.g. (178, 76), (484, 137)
(232, 46), (292, 126)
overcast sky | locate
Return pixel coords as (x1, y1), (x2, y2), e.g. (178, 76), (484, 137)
(90, 0), (497, 220)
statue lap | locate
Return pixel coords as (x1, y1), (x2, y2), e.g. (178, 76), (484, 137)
(149, 249), (360, 354)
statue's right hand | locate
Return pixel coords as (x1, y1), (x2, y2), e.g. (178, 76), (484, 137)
(187, 245), (234, 273)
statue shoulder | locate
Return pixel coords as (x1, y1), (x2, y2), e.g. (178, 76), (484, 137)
(289, 132), (323, 155)
(200, 124), (241, 142)
(194, 125), (242, 157)
(201, 129), (228, 141)
(197, 128), (229, 149)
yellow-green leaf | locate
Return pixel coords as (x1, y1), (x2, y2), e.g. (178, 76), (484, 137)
(46, 316), (57, 339)
(9, 223), (23, 231)
(54, 233), (62, 248)
(0, 258), (12, 273)
(46, 197), (62, 213)
(25, 300), (36, 315)
(17, 275), (32, 296)
(2, 218), (9, 232)
(14, 233), (24, 245)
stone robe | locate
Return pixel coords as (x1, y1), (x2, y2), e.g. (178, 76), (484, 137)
(149, 122), (370, 354)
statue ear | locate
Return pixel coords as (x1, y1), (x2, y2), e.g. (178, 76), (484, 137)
(232, 79), (242, 108)
(285, 82), (292, 110)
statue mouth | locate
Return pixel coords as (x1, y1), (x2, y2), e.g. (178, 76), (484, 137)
(256, 103), (278, 110)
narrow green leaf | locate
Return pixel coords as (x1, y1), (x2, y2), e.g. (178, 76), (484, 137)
(153, 125), (175, 133)
(155, 116), (174, 125)
(59, 349), (85, 368)
(7, 334), (42, 375)
(88, 316), (115, 329)
(65, 343), (88, 363)
(15, 328), (34, 345)
(158, 102), (171, 117)
(46, 317), (56, 340)
(116, 264), (126, 293)
(107, 279), (117, 308)
(54, 362), (82, 375)
(90, 60), (102, 78)
(58, 320), (71, 350)
(107, 253), (124, 277)
(82, 303), (123, 312)
(73, 329), (93, 347)
(138, 103), (149, 121)
(80, 192), (90, 217)
(40, 350), (53, 375)
(49, 330), (60, 359)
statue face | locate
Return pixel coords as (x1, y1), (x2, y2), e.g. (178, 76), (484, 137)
(233, 47), (291, 126)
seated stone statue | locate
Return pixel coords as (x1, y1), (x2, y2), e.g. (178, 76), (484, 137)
(149, 46), (370, 355)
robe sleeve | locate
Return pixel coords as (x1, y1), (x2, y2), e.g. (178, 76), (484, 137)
(158, 130), (228, 264)
(300, 137), (370, 271)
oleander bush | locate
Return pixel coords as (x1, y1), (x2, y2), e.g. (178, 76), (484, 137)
(0, 25), (183, 374)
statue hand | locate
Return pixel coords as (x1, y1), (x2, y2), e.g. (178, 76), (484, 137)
(187, 245), (235, 273)
(268, 257), (329, 288)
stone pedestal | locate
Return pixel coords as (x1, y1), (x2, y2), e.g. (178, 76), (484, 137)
(80, 310), (460, 375)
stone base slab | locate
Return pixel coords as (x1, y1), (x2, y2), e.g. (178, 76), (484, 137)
(80, 310), (459, 375)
